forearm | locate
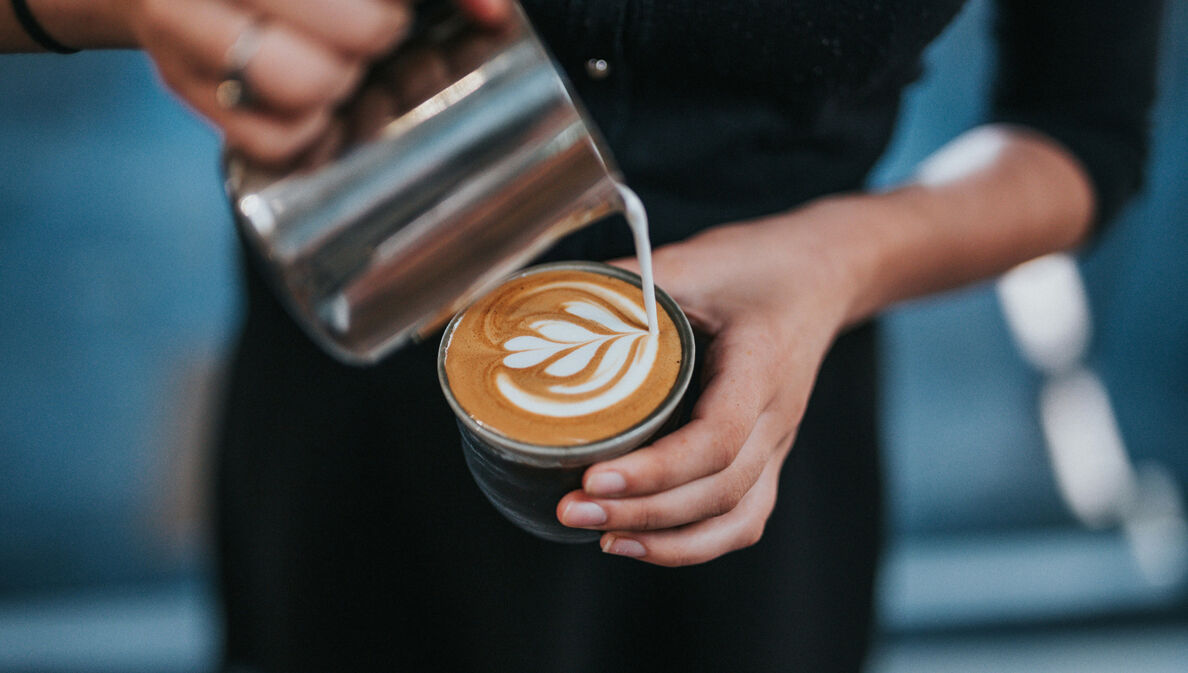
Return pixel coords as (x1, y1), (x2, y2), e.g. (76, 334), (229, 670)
(825, 124), (1096, 326)
(574, 127), (1099, 566)
(1, 0), (135, 52)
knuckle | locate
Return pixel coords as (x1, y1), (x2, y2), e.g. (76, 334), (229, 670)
(740, 518), (767, 549)
(787, 395), (809, 425)
(711, 473), (749, 516)
(355, 12), (409, 56)
(719, 416), (750, 454)
(329, 62), (365, 102)
(277, 62), (351, 108)
(627, 462), (657, 492)
(634, 504), (661, 531)
(663, 544), (702, 568)
(709, 437), (738, 473)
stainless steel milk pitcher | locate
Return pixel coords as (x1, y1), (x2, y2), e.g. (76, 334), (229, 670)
(223, 0), (623, 364)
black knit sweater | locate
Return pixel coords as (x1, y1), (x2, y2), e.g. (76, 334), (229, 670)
(522, 0), (1161, 257)
(217, 4), (1163, 671)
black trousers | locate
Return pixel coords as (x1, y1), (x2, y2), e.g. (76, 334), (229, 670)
(214, 263), (883, 673)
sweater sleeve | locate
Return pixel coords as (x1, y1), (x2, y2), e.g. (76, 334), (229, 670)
(991, 0), (1163, 229)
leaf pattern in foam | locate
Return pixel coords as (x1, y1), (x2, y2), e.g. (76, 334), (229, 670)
(544, 340), (606, 377)
(532, 319), (603, 343)
(563, 301), (639, 334)
(502, 336), (568, 368)
(499, 299), (646, 387)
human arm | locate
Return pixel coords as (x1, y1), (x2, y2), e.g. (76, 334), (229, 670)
(556, 0), (1163, 568)
(0, 0), (133, 51)
(1, 0), (511, 162)
(555, 126), (1096, 565)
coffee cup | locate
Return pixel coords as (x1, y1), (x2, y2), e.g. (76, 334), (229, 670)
(437, 261), (695, 542)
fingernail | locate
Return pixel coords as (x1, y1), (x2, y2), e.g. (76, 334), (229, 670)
(601, 536), (647, 558)
(585, 471), (627, 496)
(562, 501), (607, 527)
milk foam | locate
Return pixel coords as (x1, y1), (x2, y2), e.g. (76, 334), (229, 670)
(442, 188), (682, 446)
(497, 280), (658, 418)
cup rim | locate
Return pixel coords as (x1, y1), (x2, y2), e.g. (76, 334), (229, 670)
(437, 260), (696, 468)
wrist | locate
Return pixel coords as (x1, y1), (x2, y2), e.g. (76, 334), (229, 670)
(22, 0), (139, 50)
(786, 191), (918, 329)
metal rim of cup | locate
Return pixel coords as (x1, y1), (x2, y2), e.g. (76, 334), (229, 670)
(437, 260), (696, 468)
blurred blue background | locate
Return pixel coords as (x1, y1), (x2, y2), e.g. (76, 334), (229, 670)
(1, 1), (1185, 670)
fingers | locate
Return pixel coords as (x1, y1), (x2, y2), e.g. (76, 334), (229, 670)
(148, 0), (361, 111)
(152, 46), (334, 164)
(553, 318), (811, 566)
(600, 451), (787, 567)
(558, 410), (793, 531)
(136, 0), (417, 166)
(137, 0), (516, 165)
(248, 0), (413, 59)
(580, 331), (773, 498)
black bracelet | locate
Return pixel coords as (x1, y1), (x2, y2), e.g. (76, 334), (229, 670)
(10, 0), (79, 54)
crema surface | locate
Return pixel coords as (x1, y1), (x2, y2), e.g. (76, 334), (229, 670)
(444, 269), (682, 446)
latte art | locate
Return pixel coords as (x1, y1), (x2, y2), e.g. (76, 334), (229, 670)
(443, 268), (682, 446)
(498, 282), (659, 418)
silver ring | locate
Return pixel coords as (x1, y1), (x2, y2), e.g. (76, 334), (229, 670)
(215, 20), (264, 110)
